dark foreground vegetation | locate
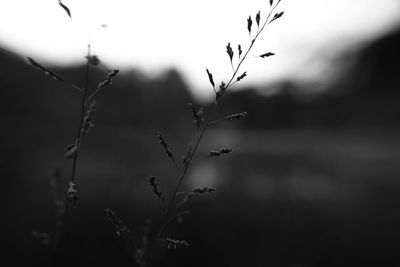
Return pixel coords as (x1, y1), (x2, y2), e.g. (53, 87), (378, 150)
(1, 26), (400, 267)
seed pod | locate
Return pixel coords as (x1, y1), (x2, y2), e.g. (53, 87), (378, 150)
(247, 16), (252, 35)
(67, 181), (78, 206)
(165, 238), (189, 249)
(225, 112), (248, 121)
(193, 187), (216, 194)
(157, 132), (173, 159)
(236, 72), (247, 82)
(226, 42), (234, 63)
(270, 12), (284, 23)
(206, 68), (215, 89)
(188, 103), (204, 130)
(260, 52), (275, 58)
(148, 176), (164, 201)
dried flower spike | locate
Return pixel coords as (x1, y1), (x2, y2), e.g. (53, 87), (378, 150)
(215, 81), (227, 102)
(67, 181), (78, 206)
(220, 148), (233, 154)
(188, 103), (204, 130)
(256, 11), (261, 28)
(247, 16), (253, 35)
(260, 52), (275, 58)
(225, 111), (248, 121)
(208, 150), (220, 157)
(108, 69), (119, 78)
(105, 208), (132, 240)
(165, 238), (189, 249)
(193, 187), (216, 194)
(98, 69), (119, 89)
(82, 101), (96, 136)
(237, 72), (247, 82)
(270, 11), (284, 23)
(219, 81), (227, 96)
(206, 68), (215, 90)
(226, 42), (234, 64)
(208, 148), (233, 157)
(157, 132), (174, 159)
(148, 176), (164, 201)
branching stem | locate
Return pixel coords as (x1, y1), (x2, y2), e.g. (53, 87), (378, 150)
(154, 2), (282, 242)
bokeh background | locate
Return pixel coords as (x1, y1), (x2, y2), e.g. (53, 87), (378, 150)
(1, 0), (400, 266)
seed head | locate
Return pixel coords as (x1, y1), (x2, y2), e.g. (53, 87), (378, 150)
(226, 42), (234, 63)
(67, 181), (78, 206)
(148, 176), (164, 201)
(247, 16), (253, 35)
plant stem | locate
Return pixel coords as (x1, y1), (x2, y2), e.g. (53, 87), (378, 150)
(154, 0), (282, 241)
(53, 44), (92, 253)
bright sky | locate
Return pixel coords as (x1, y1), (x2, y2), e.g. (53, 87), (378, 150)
(0, 0), (399, 100)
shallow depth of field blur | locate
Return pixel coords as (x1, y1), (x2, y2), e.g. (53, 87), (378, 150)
(1, 1), (400, 266)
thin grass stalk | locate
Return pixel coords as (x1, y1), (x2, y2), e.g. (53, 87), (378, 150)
(103, 2), (285, 264)
(53, 44), (92, 253)
(154, 0), (283, 242)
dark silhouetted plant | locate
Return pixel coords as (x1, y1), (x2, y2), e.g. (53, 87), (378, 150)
(106, 0), (285, 266)
(28, 1), (119, 255)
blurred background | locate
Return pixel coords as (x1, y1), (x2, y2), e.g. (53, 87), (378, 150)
(1, 0), (400, 266)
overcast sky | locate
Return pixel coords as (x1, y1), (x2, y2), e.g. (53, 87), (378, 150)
(0, 0), (399, 100)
